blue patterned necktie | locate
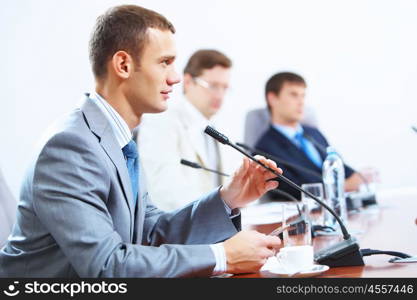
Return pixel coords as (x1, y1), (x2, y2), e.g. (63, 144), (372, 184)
(122, 140), (139, 207)
(294, 133), (322, 168)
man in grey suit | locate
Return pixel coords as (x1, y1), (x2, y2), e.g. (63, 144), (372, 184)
(0, 5), (282, 277)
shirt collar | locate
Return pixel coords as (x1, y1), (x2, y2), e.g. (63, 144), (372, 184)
(89, 92), (132, 149)
(272, 123), (303, 141)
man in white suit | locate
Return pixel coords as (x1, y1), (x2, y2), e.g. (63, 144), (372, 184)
(139, 50), (231, 210)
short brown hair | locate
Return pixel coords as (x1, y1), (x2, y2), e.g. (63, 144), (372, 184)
(89, 5), (175, 78)
(265, 72), (306, 111)
(183, 49), (232, 77)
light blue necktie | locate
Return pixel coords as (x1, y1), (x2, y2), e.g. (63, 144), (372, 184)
(122, 140), (139, 207)
(294, 133), (322, 168)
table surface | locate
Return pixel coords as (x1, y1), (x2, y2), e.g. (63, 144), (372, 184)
(234, 188), (417, 278)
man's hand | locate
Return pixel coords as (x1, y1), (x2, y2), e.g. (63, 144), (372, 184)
(223, 230), (281, 274)
(220, 155), (282, 209)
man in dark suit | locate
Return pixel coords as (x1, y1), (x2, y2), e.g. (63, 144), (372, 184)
(255, 72), (363, 200)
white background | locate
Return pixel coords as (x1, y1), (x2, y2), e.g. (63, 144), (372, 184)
(1, 0), (416, 198)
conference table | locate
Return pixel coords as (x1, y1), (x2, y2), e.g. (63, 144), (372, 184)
(234, 187), (417, 278)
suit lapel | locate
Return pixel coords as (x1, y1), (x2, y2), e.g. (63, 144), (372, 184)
(80, 95), (135, 239)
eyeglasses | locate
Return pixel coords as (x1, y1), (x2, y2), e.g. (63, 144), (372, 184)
(193, 77), (229, 93)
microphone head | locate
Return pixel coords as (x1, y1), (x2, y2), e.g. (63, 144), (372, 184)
(180, 159), (201, 169)
(204, 126), (230, 145)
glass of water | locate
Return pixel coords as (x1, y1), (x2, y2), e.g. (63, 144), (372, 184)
(281, 201), (312, 247)
(301, 183), (335, 235)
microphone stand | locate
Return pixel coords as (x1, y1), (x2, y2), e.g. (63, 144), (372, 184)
(205, 126), (364, 267)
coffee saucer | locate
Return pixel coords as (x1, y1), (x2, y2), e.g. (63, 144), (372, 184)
(261, 258), (329, 278)
(268, 264), (329, 278)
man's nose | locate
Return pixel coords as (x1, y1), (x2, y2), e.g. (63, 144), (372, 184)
(168, 70), (181, 85)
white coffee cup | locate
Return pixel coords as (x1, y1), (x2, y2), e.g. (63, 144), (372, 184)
(276, 245), (314, 273)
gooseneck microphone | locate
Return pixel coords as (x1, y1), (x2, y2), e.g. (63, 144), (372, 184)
(180, 159), (230, 177)
(205, 125), (364, 267)
(205, 127), (350, 239)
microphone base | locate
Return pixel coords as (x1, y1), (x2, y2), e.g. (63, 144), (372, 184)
(346, 192), (378, 211)
(361, 193), (377, 206)
(346, 194), (363, 212)
(314, 237), (364, 267)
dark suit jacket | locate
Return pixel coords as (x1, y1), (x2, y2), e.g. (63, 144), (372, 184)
(255, 125), (355, 200)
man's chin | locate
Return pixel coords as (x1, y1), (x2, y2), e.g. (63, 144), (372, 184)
(146, 105), (167, 114)
(207, 108), (220, 119)
(294, 114), (304, 122)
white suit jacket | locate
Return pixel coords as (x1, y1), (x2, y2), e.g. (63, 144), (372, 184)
(138, 98), (223, 211)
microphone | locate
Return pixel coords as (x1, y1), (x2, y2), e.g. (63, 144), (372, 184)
(180, 159), (230, 177)
(205, 127), (349, 237)
(412, 126), (417, 134)
(205, 125), (364, 267)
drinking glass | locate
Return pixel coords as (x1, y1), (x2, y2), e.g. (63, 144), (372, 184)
(301, 183), (325, 228)
(281, 201), (312, 247)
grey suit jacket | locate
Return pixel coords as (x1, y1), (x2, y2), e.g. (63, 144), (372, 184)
(0, 168), (17, 247)
(0, 96), (239, 277)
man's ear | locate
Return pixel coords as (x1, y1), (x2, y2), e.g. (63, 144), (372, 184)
(183, 73), (193, 84)
(183, 73), (193, 92)
(266, 91), (278, 108)
(110, 51), (133, 79)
